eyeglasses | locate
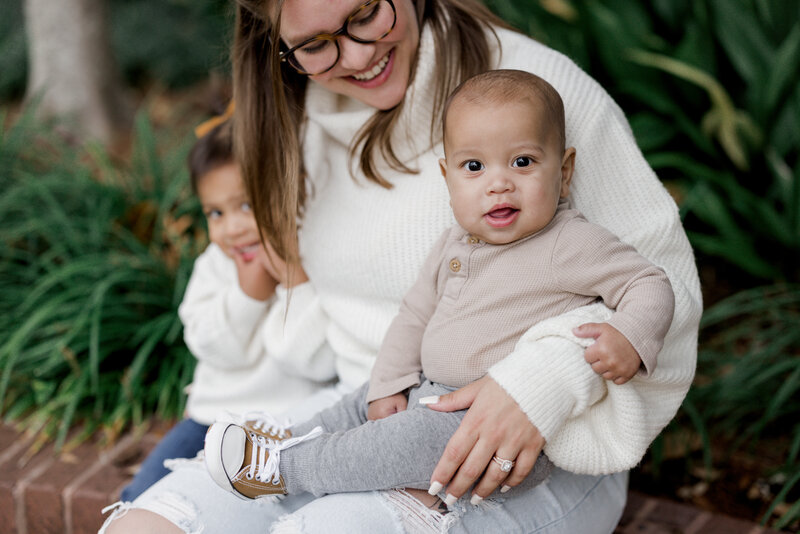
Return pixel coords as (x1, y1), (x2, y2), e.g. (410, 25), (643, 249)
(279, 0), (397, 76)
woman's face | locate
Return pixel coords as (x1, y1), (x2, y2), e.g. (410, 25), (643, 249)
(280, 0), (420, 110)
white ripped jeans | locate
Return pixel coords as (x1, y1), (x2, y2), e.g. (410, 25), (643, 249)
(99, 384), (628, 534)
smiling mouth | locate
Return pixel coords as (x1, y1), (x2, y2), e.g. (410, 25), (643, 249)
(234, 243), (260, 260)
(351, 51), (391, 81)
(235, 243), (259, 254)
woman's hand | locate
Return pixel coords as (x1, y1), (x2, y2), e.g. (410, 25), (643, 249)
(423, 376), (545, 504)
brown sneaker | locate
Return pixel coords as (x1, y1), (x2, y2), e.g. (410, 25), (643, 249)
(204, 421), (322, 500)
(240, 411), (292, 441)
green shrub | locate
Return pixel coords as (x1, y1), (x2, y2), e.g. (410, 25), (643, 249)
(487, 0), (800, 283)
(0, 108), (205, 449)
(687, 285), (800, 529)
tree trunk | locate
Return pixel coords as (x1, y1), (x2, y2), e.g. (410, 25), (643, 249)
(24, 0), (131, 146)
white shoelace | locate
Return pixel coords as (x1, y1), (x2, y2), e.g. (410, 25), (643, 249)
(247, 426), (323, 484)
(241, 410), (292, 439)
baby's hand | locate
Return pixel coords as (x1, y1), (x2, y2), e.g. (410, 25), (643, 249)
(234, 246), (278, 301)
(367, 393), (408, 421)
(573, 322), (641, 385)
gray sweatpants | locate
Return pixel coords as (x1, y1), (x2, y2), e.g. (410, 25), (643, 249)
(282, 380), (554, 497)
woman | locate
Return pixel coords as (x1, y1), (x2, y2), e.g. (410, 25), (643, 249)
(103, 0), (700, 532)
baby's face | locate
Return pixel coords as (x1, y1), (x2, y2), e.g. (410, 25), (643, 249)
(197, 162), (262, 262)
(440, 98), (573, 245)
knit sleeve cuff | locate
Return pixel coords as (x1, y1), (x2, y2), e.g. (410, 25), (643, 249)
(488, 303), (612, 443)
(489, 337), (605, 443)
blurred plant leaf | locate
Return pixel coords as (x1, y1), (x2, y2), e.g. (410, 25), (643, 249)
(627, 49), (761, 170)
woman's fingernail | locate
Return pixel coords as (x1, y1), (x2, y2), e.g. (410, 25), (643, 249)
(444, 493), (458, 506)
(418, 396), (440, 405)
(470, 494), (483, 505)
(500, 485), (511, 493)
(428, 481), (443, 495)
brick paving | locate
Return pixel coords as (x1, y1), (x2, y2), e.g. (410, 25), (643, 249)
(0, 422), (785, 534)
(614, 491), (783, 534)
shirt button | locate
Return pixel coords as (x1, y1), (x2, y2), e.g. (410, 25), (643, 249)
(449, 258), (461, 272)
(468, 236), (479, 244)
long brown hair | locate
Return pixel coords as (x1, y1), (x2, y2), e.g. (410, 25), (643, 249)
(231, 0), (509, 270)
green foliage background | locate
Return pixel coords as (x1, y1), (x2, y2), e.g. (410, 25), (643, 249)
(1, 0), (799, 529)
(486, 0), (800, 283)
(0, 0), (232, 100)
(0, 108), (204, 450)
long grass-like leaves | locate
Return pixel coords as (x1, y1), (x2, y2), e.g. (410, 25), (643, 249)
(762, 470), (800, 528)
(0, 108), (200, 449)
(678, 398), (713, 476)
(515, 0), (799, 283)
(687, 284), (800, 527)
(627, 49), (760, 171)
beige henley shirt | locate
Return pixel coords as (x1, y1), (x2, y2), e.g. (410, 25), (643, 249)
(366, 204), (675, 402)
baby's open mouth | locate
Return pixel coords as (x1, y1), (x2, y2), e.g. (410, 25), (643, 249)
(486, 207), (518, 219)
(485, 206), (519, 228)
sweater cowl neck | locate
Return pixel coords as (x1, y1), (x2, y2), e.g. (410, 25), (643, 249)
(304, 25), (440, 166)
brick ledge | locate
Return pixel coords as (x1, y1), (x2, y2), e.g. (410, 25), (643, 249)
(0, 423), (782, 534)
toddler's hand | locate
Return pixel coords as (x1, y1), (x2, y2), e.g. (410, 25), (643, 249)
(234, 247), (278, 301)
(367, 393), (408, 421)
(260, 239), (309, 288)
(573, 322), (641, 385)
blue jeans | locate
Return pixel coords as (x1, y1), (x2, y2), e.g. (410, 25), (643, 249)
(120, 418), (209, 502)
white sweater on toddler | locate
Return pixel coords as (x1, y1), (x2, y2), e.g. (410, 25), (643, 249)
(178, 243), (336, 425)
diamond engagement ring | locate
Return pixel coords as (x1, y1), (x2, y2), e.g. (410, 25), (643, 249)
(492, 455), (515, 472)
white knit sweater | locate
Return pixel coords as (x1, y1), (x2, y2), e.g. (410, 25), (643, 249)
(298, 26), (701, 474)
(178, 244), (336, 424)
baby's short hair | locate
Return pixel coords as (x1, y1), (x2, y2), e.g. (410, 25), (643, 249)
(187, 120), (234, 195)
(443, 69), (566, 152)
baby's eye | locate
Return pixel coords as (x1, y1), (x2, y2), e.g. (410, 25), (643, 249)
(465, 160), (484, 172)
(241, 201), (252, 212)
(513, 156), (533, 168)
(205, 209), (222, 220)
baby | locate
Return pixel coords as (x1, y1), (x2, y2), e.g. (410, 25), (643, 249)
(203, 70), (675, 505)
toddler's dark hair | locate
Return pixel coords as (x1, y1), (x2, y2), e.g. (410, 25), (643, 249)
(188, 120), (234, 195)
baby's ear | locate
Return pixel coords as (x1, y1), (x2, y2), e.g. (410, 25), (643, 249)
(438, 158), (448, 179)
(560, 147), (576, 198)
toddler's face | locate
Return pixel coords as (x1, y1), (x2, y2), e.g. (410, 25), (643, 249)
(439, 98), (574, 245)
(197, 162), (262, 262)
